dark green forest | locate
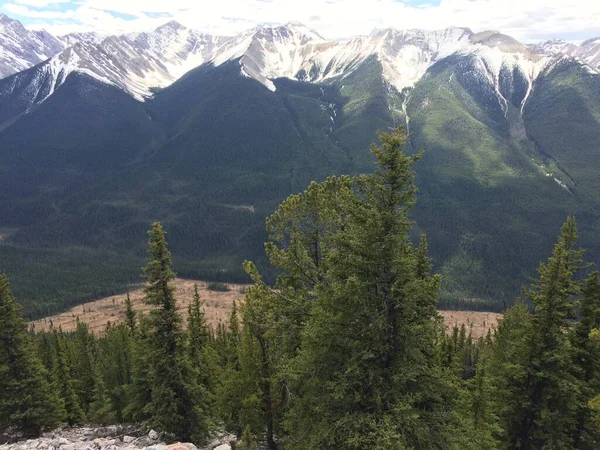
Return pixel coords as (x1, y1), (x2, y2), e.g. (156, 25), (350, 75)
(2, 54), (599, 319)
(2, 129), (600, 449)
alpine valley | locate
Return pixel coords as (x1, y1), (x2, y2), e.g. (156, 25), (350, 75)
(1, 13), (599, 317)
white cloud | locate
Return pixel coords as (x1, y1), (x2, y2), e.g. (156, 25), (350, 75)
(2, 0), (600, 42)
(4, 3), (75, 19)
(14, 0), (71, 6)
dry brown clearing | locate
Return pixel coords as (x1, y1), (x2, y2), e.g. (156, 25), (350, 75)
(30, 278), (502, 338)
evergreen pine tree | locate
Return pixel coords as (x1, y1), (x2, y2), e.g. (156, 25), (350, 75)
(72, 319), (95, 415)
(52, 330), (84, 426)
(215, 301), (244, 437)
(124, 293), (136, 332)
(572, 271), (600, 448)
(123, 318), (152, 424)
(280, 128), (464, 449)
(236, 264), (287, 449)
(498, 218), (583, 449)
(36, 332), (55, 373)
(464, 361), (501, 449)
(0, 274), (65, 436)
(98, 323), (133, 423)
(88, 358), (114, 425)
(188, 285), (209, 375)
(142, 222), (210, 442)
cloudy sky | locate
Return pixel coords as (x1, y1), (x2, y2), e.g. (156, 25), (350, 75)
(1, 0), (599, 42)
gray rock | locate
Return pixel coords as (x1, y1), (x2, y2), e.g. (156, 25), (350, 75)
(213, 445), (231, 450)
(104, 427), (118, 437)
(181, 444), (197, 450)
(122, 437), (135, 444)
(147, 431), (159, 442)
(82, 429), (95, 439)
(145, 445), (169, 450)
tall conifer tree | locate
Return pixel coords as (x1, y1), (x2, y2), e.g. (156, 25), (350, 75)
(52, 330), (84, 426)
(499, 218), (583, 449)
(142, 222), (210, 442)
(572, 271), (600, 448)
(0, 274), (64, 436)
(273, 128), (465, 449)
(124, 293), (136, 332)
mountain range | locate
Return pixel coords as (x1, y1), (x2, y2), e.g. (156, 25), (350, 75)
(0, 13), (599, 316)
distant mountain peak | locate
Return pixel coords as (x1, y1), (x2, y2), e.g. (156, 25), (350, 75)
(1, 10), (599, 109)
(252, 21), (325, 44)
(0, 14), (64, 78)
(156, 20), (187, 32)
(283, 21), (325, 39)
(581, 36), (600, 46)
(470, 30), (528, 52)
(0, 13), (16, 25)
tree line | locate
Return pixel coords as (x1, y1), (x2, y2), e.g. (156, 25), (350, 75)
(1, 128), (600, 449)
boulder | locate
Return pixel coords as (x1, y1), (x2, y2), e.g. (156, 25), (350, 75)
(213, 445), (231, 450)
(147, 431), (159, 442)
(167, 444), (197, 450)
(145, 445), (169, 450)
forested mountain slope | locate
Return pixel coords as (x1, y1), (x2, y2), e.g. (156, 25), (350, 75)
(0, 19), (599, 316)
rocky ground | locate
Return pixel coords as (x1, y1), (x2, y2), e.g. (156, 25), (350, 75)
(0, 427), (235, 450)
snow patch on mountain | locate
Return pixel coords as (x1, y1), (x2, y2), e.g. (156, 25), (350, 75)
(211, 24), (473, 93)
(0, 13), (64, 79)
(133, 21), (229, 81)
(211, 22), (326, 91)
(2, 11), (598, 116)
(532, 37), (600, 71)
(460, 32), (550, 114)
(1, 21), (230, 104)
(59, 31), (106, 47)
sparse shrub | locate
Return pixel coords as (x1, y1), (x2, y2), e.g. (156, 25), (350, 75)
(207, 282), (230, 292)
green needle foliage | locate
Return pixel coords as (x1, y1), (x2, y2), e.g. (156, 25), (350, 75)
(238, 128), (467, 449)
(495, 218), (585, 449)
(141, 223), (211, 442)
(52, 330), (84, 427)
(0, 275), (64, 436)
(124, 293), (136, 332)
(2, 129), (600, 450)
(572, 271), (600, 448)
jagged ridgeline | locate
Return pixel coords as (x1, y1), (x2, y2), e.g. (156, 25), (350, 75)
(0, 14), (599, 317)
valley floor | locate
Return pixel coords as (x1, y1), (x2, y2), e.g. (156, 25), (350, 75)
(29, 279), (501, 338)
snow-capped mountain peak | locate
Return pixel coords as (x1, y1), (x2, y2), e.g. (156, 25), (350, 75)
(59, 31), (106, 47)
(0, 13), (18, 26)
(210, 21), (327, 90)
(530, 39), (576, 55)
(0, 18), (232, 105)
(1, 12), (599, 117)
(530, 38), (600, 71)
(0, 14), (64, 78)
(157, 20), (187, 32)
(266, 21), (325, 43)
(212, 25), (475, 93)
